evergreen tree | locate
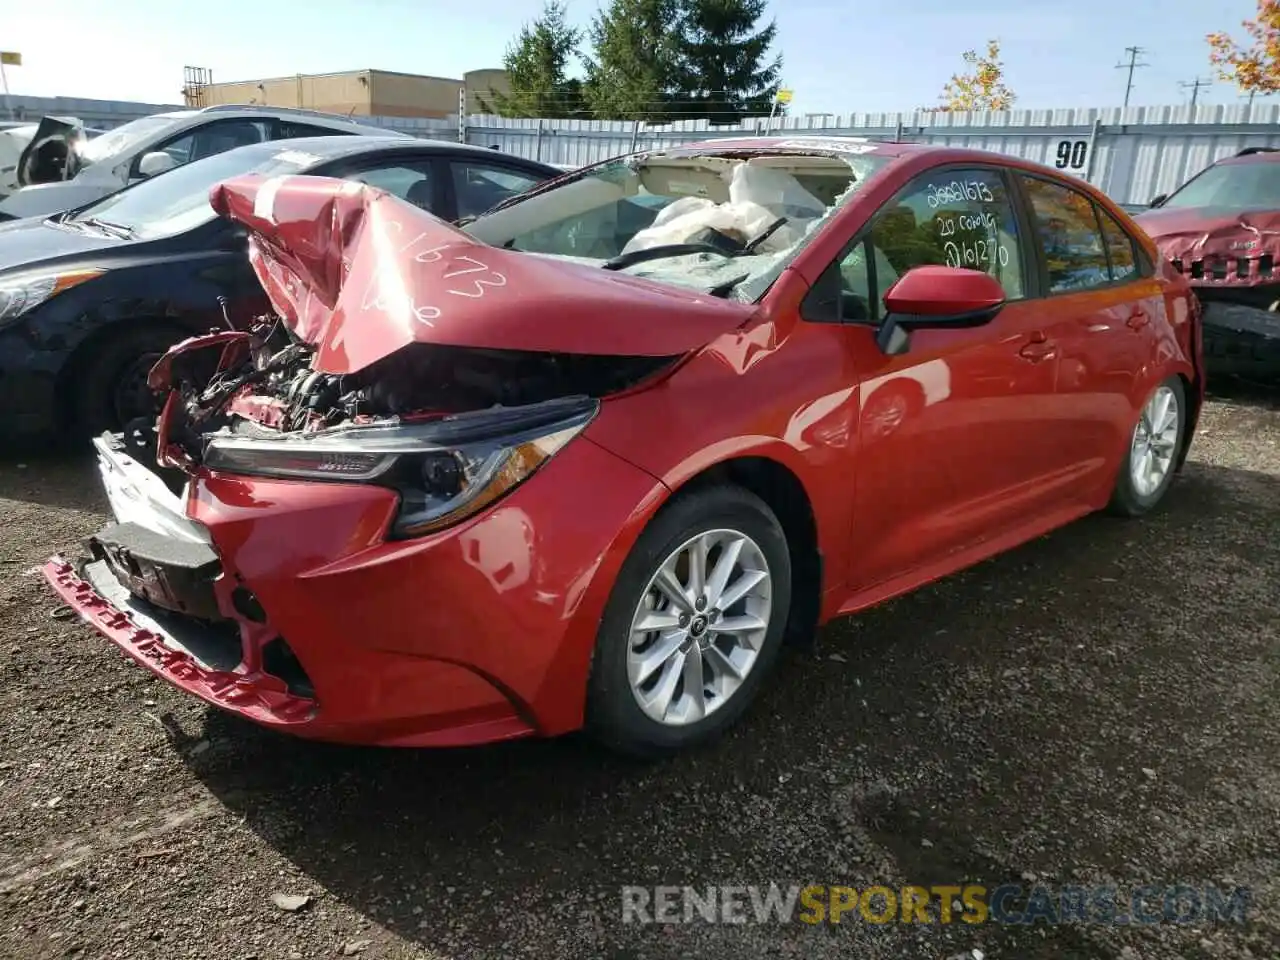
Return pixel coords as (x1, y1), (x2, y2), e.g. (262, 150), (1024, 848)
(673, 0), (782, 124)
(582, 0), (684, 121)
(479, 0), (587, 118)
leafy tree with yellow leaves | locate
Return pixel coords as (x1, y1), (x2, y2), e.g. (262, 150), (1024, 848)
(936, 39), (1016, 112)
(1208, 1), (1280, 98)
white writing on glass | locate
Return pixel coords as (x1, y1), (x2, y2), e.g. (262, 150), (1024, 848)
(926, 179), (995, 209)
(944, 239), (1011, 269)
(938, 210), (998, 237)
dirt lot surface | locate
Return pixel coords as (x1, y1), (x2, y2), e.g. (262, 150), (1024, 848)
(0, 390), (1278, 960)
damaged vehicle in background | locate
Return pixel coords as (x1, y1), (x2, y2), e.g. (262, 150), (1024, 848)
(0, 105), (413, 222)
(0, 117), (106, 198)
(1136, 147), (1280, 380)
(44, 136), (1203, 757)
(0, 135), (558, 444)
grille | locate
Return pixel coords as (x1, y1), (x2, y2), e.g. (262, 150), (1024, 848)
(1170, 253), (1275, 282)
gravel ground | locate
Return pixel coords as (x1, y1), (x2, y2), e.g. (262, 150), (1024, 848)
(0, 389), (1278, 960)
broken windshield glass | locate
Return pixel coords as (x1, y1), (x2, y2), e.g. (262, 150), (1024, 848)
(463, 149), (889, 298)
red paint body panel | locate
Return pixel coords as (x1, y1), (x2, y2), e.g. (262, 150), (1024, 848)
(210, 173), (754, 373)
(187, 436), (663, 741)
(47, 140), (1204, 747)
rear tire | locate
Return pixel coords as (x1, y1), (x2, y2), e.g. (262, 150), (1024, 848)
(1107, 375), (1186, 517)
(72, 325), (186, 437)
(586, 485), (792, 758)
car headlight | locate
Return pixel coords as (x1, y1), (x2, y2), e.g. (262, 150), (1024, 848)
(0, 269), (104, 327)
(202, 396), (599, 538)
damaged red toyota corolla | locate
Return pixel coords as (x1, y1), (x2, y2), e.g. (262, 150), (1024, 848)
(44, 137), (1204, 756)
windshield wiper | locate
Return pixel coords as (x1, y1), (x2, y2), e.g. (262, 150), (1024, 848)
(601, 218), (790, 273)
(707, 273), (751, 298)
(76, 217), (134, 239)
(602, 243), (739, 272)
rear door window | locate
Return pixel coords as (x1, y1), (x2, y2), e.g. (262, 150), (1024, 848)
(1097, 207), (1139, 282)
(275, 120), (355, 139)
(1019, 176), (1112, 293)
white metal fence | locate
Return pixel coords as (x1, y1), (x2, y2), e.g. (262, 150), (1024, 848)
(6, 93), (1280, 205)
(460, 104), (1280, 206)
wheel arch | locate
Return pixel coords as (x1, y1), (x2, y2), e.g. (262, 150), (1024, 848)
(53, 315), (196, 431)
(652, 453), (824, 650)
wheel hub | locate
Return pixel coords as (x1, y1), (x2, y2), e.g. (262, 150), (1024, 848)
(625, 528), (774, 727)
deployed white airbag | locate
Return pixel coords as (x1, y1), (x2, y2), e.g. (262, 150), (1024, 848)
(621, 161), (828, 256)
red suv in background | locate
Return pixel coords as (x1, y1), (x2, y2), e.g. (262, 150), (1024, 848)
(1136, 147), (1280, 380)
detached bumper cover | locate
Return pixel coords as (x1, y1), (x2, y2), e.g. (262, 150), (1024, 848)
(44, 556), (317, 726)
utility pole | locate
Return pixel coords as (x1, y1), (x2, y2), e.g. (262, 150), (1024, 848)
(1179, 77), (1211, 109)
(1114, 46), (1149, 108)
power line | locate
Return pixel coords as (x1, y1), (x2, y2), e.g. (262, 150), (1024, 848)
(1114, 46), (1149, 109)
(1178, 76), (1212, 109)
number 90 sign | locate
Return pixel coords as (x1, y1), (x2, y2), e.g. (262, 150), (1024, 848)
(1054, 139), (1092, 178)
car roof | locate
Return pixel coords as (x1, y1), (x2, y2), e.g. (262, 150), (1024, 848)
(144, 106), (408, 137)
(1216, 148), (1280, 166)
(219, 135), (562, 169)
(671, 136), (1037, 166)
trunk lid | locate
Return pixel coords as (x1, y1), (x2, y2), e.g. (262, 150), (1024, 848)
(208, 173), (756, 375)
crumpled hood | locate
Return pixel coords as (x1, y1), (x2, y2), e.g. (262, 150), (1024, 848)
(208, 173), (756, 375)
(1135, 205), (1280, 273)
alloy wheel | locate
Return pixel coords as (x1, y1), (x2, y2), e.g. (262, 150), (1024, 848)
(1130, 383), (1180, 498)
(626, 528), (773, 727)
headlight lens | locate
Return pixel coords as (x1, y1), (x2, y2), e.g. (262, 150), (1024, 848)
(0, 269), (104, 326)
(202, 397), (598, 537)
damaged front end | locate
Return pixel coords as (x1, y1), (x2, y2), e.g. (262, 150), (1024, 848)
(43, 172), (711, 738)
(145, 317), (673, 534)
(1140, 207), (1280, 378)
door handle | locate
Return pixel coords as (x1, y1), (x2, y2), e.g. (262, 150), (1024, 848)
(1019, 338), (1058, 362)
(1127, 307), (1150, 330)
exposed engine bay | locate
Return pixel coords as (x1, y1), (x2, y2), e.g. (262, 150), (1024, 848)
(146, 315), (678, 470)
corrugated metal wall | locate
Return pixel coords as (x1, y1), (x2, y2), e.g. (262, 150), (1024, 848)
(462, 103), (1280, 204)
(7, 94), (1280, 204)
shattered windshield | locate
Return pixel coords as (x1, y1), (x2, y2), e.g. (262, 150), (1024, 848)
(462, 149), (890, 299)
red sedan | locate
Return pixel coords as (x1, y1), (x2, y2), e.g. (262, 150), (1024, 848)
(44, 137), (1203, 756)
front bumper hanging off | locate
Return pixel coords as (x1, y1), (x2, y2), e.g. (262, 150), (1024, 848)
(44, 432), (319, 727)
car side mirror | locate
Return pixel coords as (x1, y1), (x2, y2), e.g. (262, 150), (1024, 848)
(876, 266), (1005, 356)
(137, 151), (177, 179)
(1149, 193), (1168, 208)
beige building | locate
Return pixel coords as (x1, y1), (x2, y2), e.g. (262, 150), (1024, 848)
(191, 68), (510, 119)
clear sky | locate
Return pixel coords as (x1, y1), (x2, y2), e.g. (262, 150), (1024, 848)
(0, 0), (1269, 114)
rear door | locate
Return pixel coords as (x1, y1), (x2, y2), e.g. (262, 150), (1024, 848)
(831, 164), (1069, 589)
(1013, 173), (1157, 494)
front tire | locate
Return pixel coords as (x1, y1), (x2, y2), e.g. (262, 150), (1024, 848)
(1107, 375), (1186, 517)
(73, 325), (185, 437)
(586, 485), (792, 758)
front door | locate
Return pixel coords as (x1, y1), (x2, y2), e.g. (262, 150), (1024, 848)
(832, 165), (1067, 590)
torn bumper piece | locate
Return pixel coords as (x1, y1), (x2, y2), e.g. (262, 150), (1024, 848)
(44, 556), (316, 727)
